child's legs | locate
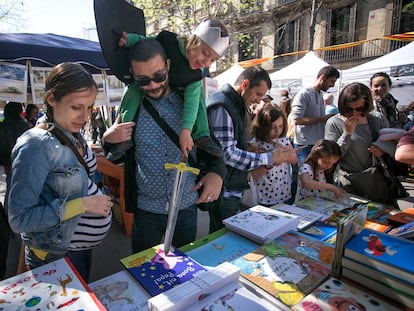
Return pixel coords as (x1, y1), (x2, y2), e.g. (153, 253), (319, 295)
(192, 101), (210, 140)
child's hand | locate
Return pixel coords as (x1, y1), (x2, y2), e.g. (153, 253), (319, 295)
(331, 186), (345, 198)
(118, 31), (128, 47)
(180, 129), (194, 158)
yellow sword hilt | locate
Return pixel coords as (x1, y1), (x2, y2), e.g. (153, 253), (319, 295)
(164, 162), (200, 176)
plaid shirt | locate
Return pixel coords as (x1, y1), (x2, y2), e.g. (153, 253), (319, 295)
(208, 103), (272, 198)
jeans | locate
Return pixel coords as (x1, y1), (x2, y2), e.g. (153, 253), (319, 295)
(67, 249), (92, 282)
(0, 204), (9, 280)
(294, 144), (314, 165)
(131, 206), (197, 253)
(208, 196), (240, 233)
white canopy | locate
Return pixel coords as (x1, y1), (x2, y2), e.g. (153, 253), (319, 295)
(340, 41), (414, 106)
(269, 51), (330, 101)
(214, 64), (245, 88)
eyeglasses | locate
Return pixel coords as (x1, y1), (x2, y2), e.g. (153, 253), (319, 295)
(134, 71), (167, 86)
(344, 106), (365, 113)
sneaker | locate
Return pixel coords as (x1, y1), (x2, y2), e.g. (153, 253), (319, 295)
(195, 136), (223, 157)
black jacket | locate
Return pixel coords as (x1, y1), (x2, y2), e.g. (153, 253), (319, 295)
(0, 118), (30, 166)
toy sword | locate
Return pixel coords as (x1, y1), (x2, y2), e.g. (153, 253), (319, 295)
(163, 157), (200, 255)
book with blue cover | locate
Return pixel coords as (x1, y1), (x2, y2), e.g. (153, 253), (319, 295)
(300, 220), (337, 246)
(120, 244), (206, 296)
(185, 230), (259, 268)
(344, 228), (414, 284)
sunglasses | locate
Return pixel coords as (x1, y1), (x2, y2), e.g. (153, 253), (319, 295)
(134, 71), (167, 86)
(344, 106), (365, 113)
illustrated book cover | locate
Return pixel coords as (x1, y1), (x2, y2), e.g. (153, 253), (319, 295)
(120, 244), (206, 296)
(344, 228), (414, 284)
(222, 205), (299, 244)
(231, 239), (331, 306)
(184, 230), (259, 268)
(300, 221), (337, 246)
(331, 203), (367, 277)
(294, 196), (348, 219)
(0, 257), (105, 310)
(388, 220), (414, 238)
(292, 277), (402, 311)
(272, 203), (324, 230)
(148, 262), (278, 311)
(89, 270), (149, 311)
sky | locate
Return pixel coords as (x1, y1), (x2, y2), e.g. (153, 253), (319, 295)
(0, 0), (99, 41)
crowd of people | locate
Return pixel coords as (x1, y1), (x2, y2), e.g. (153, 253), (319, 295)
(1, 18), (413, 283)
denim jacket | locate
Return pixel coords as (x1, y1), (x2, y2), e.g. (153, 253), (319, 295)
(8, 126), (89, 255)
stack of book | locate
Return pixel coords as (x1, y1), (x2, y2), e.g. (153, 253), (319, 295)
(148, 262), (277, 311)
(341, 228), (414, 308)
(222, 205), (299, 244)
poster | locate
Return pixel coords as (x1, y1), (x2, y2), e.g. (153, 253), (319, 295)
(0, 62), (28, 103)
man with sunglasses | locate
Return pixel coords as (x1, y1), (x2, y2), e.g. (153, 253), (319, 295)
(102, 38), (226, 253)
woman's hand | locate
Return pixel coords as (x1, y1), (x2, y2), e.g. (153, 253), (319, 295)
(103, 119), (135, 144)
(344, 116), (359, 135)
(368, 144), (385, 158)
(193, 173), (223, 204)
(82, 194), (113, 217)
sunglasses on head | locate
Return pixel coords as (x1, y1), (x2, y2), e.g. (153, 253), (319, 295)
(344, 106), (365, 113)
(134, 71), (167, 87)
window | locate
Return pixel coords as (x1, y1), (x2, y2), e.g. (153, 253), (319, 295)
(274, 19), (300, 67)
(327, 4), (356, 46)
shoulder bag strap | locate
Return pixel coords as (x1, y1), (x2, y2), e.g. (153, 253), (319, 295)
(142, 97), (197, 163)
(50, 126), (90, 176)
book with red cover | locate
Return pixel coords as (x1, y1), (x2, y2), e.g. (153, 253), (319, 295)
(0, 257), (105, 310)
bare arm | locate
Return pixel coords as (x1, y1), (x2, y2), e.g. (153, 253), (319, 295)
(395, 144), (414, 165)
(299, 172), (345, 197)
(295, 114), (334, 125)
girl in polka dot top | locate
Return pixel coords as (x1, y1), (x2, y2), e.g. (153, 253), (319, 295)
(295, 139), (345, 202)
(248, 105), (297, 206)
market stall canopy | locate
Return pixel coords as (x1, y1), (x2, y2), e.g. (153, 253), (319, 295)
(214, 64), (245, 88)
(0, 33), (110, 73)
(269, 52), (330, 96)
(340, 41), (414, 106)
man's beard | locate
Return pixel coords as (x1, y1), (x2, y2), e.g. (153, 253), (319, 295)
(142, 81), (169, 100)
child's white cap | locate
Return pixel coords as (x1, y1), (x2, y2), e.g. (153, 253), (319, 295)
(194, 19), (230, 57)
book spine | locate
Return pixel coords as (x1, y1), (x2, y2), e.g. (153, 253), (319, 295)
(342, 257), (414, 293)
(148, 262), (240, 311)
(342, 267), (414, 309)
(344, 248), (414, 284)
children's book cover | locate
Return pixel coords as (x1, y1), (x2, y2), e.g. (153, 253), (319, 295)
(120, 244), (206, 296)
(300, 221), (337, 246)
(89, 270), (149, 311)
(0, 257), (105, 310)
(364, 219), (393, 232)
(223, 205), (299, 244)
(388, 220), (414, 238)
(232, 240), (331, 306)
(344, 228), (414, 284)
(292, 277), (402, 311)
(185, 231), (259, 268)
(273, 231), (335, 268)
(294, 197), (347, 219)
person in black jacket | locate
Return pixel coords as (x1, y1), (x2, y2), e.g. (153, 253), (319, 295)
(0, 101), (29, 280)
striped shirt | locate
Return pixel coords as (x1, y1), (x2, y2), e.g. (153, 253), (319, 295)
(68, 144), (112, 251)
